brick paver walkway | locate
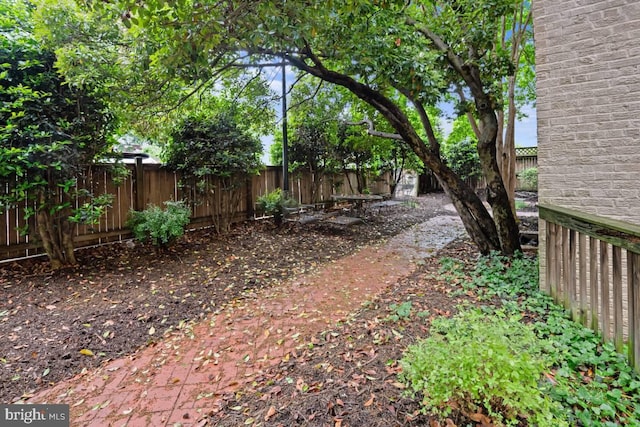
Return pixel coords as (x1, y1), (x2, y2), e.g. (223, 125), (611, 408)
(28, 215), (464, 426)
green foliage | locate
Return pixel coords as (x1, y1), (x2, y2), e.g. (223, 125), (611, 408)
(126, 201), (191, 247)
(442, 138), (482, 182)
(68, 192), (114, 225)
(165, 110), (263, 233)
(45, 0), (533, 255)
(165, 111), (262, 177)
(386, 301), (412, 322)
(435, 252), (640, 425)
(518, 167), (538, 190)
(537, 308), (640, 426)
(256, 189), (295, 225)
(400, 309), (564, 426)
(0, 0), (117, 267)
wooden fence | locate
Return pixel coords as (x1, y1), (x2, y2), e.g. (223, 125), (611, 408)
(420, 148), (538, 192)
(1, 149), (538, 262)
(0, 164), (391, 261)
(540, 205), (640, 371)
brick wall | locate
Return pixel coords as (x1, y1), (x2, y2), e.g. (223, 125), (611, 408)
(534, 0), (640, 220)
(534, 0), (640, 289)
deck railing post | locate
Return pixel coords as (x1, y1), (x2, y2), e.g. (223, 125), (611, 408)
(600, 241), (610, 342)
(546, 221), (556, 297)
(629, 252), (640, 371)
(579, 234), (588, 326)
(613, 246), (623, 352)
(590, 237), (599, 332)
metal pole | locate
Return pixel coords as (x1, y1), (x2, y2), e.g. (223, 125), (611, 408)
(281, 56), (289, 194)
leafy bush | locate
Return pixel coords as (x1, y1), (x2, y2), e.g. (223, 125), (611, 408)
(400, 309), (565, 426)
(127, 201), (191, 247)
(518, 167), (538, 190)
(256, 189), (295, 225)
(442, 138), (482, 182)
(436, 252), (640, 425)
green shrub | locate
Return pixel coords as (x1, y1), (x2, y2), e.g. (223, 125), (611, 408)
(400, 309), (565, 426)
(518, 167), (538, 190)
(442, 138), (482, 182)
(256, 189), (295, 225)
(436, 252), (640, 425)
(127, 201), (191, 247)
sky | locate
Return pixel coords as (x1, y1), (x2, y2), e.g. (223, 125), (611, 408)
(439, 103), (538, 147)
(260, 68), (538, 165)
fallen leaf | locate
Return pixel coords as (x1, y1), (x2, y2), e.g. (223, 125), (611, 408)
(364, 394), (375, 407)
(469, 412), (492, 425)
(79, 349), (94, 356)
(264, 406), (277, 421)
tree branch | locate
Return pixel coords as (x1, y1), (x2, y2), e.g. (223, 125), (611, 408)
(394, 86), (441, 158)
(405, 17), (487, 105)
(346, 118), (404, 141)
(454, 84), (482, 139)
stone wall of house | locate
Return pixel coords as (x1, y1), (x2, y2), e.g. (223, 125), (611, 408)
(533, 0), (640, 287)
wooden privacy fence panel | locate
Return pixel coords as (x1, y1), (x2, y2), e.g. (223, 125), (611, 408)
(540, 204), (640, 371)
(420, 150), (538, 193)
(0, 165), (391, 261)
(514, 148), (538, 191)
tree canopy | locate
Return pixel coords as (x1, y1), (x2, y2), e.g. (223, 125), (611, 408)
(31, 0), (534, 255)
(0, 0), (116, 268)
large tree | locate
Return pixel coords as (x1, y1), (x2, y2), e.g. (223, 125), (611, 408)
(59, 0), (525, 255)
(0, 0), (116, 269)
(453, 1), (534, 211)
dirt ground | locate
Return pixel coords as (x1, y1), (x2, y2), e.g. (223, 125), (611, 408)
(208, 238), (483, 426)
(0, 191), (538, 418)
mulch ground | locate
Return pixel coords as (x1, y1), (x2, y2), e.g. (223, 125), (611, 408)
(207, 238), (483, 427)
(0, 191), (538, 426)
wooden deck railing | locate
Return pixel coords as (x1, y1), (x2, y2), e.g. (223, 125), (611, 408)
(540, 204), (640, 371)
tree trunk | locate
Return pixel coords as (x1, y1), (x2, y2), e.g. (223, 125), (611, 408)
(475, 100), (521, 255)
(311, 170), (324, 203)
(36, 194), (77, 269)
(432, 163), (501, 254)
(503, 75), (518, 214)
(287, 54), (520, 255)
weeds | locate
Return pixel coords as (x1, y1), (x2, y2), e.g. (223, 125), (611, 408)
(385, 301), (413, 322)
(400, 310), (565, 426)
(405, 252), (640, 426)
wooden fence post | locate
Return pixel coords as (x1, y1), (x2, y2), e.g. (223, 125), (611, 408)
(134, 156), (145, 211)
(246, 177), (254, 219)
